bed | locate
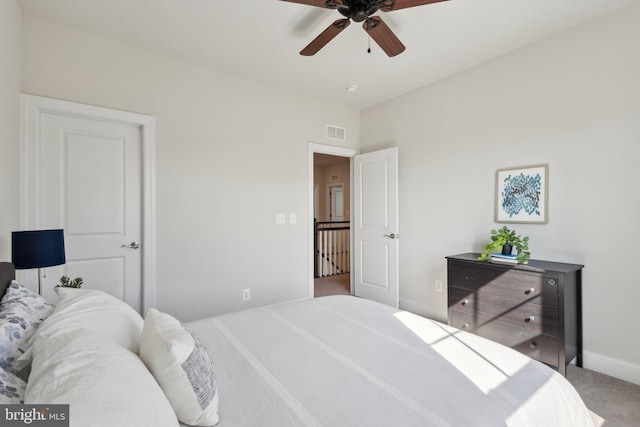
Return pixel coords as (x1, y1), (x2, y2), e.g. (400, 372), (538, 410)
(0, 262), (594, 426)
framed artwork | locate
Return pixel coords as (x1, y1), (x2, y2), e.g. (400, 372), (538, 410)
(495, 164), (548, 224)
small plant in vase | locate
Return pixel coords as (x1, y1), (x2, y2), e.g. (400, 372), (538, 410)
(478, 226), (531, 264)
(56, 276), (83, 288)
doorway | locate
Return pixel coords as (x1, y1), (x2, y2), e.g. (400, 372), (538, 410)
(308, 144), (357, 298)
(308, 143), (400, 307)
(314, 153), (350, 297)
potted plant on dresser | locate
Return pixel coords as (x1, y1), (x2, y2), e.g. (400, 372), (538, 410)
(478, 226), (531, 264)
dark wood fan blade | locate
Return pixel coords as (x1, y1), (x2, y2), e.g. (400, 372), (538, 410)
(300, 19), (350, 56)
(381, 0), (449, 12)
(363, 17), (405, 57)
(279, 0), (345, 9)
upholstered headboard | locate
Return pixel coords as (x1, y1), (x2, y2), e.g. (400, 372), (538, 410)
(0, 262), (15, 297)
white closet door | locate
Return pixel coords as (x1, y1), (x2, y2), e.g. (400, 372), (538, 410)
(22, 95), (155, 313)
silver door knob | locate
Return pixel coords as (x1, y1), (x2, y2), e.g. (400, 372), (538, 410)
(121, 241), (140, 249)
(384, 233), (397, 239)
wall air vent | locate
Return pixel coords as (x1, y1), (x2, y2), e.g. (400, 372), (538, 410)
(326, 124), (346, 141)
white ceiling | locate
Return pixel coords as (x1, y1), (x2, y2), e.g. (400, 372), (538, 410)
(18, 0), (638, 109)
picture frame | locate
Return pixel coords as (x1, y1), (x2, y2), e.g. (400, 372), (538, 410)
(495, 164), (548, 224)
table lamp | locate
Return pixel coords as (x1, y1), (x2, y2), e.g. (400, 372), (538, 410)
(12, 229), (66, 295)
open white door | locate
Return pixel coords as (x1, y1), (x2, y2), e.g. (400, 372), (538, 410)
(353, 147), (399, 308)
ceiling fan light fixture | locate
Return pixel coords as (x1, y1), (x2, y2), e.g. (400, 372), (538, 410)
(351, 3), (370, 22)
(282, 0), (450, 57)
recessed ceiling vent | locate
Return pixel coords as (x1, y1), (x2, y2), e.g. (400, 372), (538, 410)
(326, 124), (346, 141)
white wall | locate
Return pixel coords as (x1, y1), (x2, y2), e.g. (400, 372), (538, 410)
(21, 16), (360, 321)
(362, 3), (640, 384)
(0, 0), (21, 260)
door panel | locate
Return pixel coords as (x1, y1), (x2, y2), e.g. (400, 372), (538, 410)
(361, 240), (389, 289)
(66, 133), (125, 234)
(361, 160), (388, 227)
(354, 147), (399, 307)
(69, 258), (126, 296)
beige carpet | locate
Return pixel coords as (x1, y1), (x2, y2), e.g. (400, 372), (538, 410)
(314, 273), (350, 297)
(567, 365), (640, 427)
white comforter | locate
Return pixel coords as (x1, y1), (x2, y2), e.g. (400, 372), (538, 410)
(186, 295), (594, 427)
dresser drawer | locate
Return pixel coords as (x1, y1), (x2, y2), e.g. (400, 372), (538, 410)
(449, 260), (558, 307)
(449, 287), (559, 337)
(450, 310), (559, 367)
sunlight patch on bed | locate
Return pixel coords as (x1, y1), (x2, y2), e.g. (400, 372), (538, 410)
(394, 311), (529, 394)
(393, 311), (454, 344)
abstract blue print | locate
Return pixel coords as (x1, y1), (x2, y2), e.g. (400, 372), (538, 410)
(501, 173), (542, 218)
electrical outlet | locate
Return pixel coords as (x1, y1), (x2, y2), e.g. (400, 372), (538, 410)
(276, 213), (285, 225)
(242, 288), (251, 301)
(435, 280), (443, 293)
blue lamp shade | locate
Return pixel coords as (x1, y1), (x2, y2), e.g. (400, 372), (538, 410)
(11, 229), (66, 270)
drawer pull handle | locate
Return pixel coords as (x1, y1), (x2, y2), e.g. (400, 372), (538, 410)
(548, 278), (557, 286)
(462, 322), (470, 329)
(461, 299), (469, 306)
(524, 287), (535, 295)
(529, 341), (538, 349)
(524, 315), (535, 323)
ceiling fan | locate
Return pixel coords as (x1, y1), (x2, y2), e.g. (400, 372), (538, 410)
(280, 0), (450, 57)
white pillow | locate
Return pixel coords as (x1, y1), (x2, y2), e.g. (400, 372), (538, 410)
(0, 366), (27, 404)
(35, 287), (143, 353)
(25, 327), (179, 427)
(140, 308), (219, 426)
(0, 281), (55, 374)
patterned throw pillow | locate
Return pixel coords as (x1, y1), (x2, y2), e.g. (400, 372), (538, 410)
(139, 308), (219, 426)
(0, 366), (27, 404)
(0, 281), (55, 374)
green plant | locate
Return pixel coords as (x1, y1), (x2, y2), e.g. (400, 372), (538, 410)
(56, 276), (83, 288)
(478, 226), (531, 264)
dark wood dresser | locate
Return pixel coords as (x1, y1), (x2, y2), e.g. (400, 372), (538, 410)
(446, 253), (583, 375)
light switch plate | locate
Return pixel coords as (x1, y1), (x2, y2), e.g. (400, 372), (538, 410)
(276, 213), (285, 224)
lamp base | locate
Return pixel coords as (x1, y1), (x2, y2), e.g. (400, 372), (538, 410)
(37, 267), (43, 295)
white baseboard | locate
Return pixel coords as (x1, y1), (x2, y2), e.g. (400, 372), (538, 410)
(582, 350), (640, 386)
(399, 298), (447, 323)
